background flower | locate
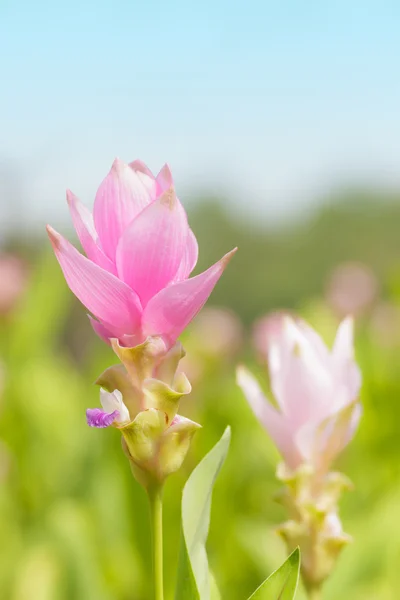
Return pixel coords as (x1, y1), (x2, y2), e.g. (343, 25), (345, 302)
(238, 316), (362, 474)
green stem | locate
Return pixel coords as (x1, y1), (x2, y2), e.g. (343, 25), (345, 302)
(148, 484), (164, 600)
(308, 587), (322, 600)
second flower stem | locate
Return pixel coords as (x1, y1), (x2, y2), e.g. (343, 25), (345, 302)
(308, 587), (322, 600)
(148, 484), (164, 600)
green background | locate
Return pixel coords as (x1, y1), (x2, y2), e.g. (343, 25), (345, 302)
(0, 190), (399, 600)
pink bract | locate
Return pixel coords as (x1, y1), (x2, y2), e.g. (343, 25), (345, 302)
(47, 158), (236, 347)
(238, 315), (362, 473)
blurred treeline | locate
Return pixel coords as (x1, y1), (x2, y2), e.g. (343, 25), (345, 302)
(1, 190), (400, 600)
(190, 189), (400, 322)
(3, 187), (400, 323)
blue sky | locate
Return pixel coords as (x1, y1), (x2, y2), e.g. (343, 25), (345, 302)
(1, 0), (400, 230)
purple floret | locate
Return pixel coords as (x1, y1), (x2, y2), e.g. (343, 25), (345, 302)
(86, 408), (119, 428)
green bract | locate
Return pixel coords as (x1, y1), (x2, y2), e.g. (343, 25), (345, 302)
(96, 336), (199, 489)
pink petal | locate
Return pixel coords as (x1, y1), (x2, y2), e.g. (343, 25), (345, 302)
(332, 317), (362, 402)
(129, 160), (158, 199)
(129, 159), (154, 178)
(236, 366), (301, 469)
(142, 248), (237, 343)
(47, 226), (142, 334)
(93, 158), (154, 261)
(167, 414), (201, 433)
(88, 315), (143, 347)
(88, 316), (115, 345)
(270, 318), (334, 424)
(174, 229), (199, 281)
(296, 400), (361, 472)
(155, 163), (174, 195)
(116, 187), (189, 306)
(332, 317), (355, 364)
(67, 190), (117, 275)
(295, 317), (330, 365)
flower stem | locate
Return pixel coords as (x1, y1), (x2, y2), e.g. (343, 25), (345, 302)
(148, 484), (164, 600)
(308, 587), (322, 600)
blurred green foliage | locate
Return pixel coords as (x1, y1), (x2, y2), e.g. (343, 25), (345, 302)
(1, 192), (400, 599)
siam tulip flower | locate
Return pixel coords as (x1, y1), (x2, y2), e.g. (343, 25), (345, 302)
(237, 315), (361, 474)
(47, 158), (236, 348)
(237, 314), (362, 596)
(86, 335), (200, 488)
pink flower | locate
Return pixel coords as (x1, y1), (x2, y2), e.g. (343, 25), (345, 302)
(237, 316), (361, 473)
(47, 159), (236, 347)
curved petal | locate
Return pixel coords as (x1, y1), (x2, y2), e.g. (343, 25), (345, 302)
(332, 317), (361, 403)
(100, 388), (130, 423)
(66, 190), (117, 274)
(86, 408), (118, 428)
(296, 400), (361, 472)
(129, 159), (154, 178)
(295, 317), (330, 365)
(129, 160), (157, 199)
(174, 229), (199, 281)
(116, 187), (189, 306)
(271, 318), (334, 423)
(332, 317), (354, 363)
(167, 414), (201, 433)
(47, 226), (142, 333)
(142, 248), (237, 343)
(93, 158), (154, 260)
(236, 366), (301, 469)
(88, 315), (115, 345)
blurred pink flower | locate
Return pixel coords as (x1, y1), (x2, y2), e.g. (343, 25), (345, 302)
(187, 307), (243, 357)
(179, 306), (243, 385)
(325, 262), (378, 317)
(0, 254), (28, 315)
(237, 316), (361, 473)
(47, 159), (235, 347)
(252, 310), (291, 360)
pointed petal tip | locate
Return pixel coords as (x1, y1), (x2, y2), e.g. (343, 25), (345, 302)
(157, 162), (173, 180)
(160, 163), (172, 178)
(66, 189), (77, 205)
(343, 314), (354, 328)
(46, 224), (61, 249)
(236, 364), (246, 382)
(111, 157), (126, 173)
(221, 247), (238, 267)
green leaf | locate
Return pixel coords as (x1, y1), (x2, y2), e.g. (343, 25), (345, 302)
(248, 548), (300, 600)
(210, 571), (222, 600)
(175, 427), (231, 600)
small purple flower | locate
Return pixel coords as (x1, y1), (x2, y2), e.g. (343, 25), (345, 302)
(86, 389), (130, 429)
(86, 408), (119, 428)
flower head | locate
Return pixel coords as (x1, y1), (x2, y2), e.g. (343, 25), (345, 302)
(47, 158), (236, 347)
(237, 315), (361, 474)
